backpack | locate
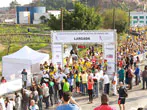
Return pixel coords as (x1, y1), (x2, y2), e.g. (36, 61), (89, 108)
(123, 87), (128, 98)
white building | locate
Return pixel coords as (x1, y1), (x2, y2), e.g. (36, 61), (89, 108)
(33, 13), (50, 24)
(130, 12), (147, 26)
(33, 10), (60, 24)
(47, 10), (60, 18)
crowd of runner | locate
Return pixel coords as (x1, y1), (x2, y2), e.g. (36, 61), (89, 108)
(0, 37), (147, 110)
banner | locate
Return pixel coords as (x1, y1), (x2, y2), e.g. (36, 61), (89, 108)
(52, 31), (115, 43)
(104, 43), (115, 62)
(0, 79), (22, 96)
(104, 43), (116, 74)
(52, 44), (63, 67)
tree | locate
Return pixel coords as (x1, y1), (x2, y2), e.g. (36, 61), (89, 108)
(9, 0), (20, 9)
(102, 9), (129, 33)
(40, 16), (47, 23)
(47, 2), (102, 30)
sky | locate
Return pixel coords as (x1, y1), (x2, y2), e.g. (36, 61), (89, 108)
(0, 0), (32, 7)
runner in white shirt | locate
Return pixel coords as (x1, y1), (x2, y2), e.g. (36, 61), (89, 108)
(112, 72), (118, 95)
(101, 73), (110, 95)
(0, 97), (6, 110)
(64, 65), (70, 75)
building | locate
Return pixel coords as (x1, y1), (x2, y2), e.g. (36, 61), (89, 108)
(16, 6), (46, 24)
(130, 12), (147, 26)
(33, 10), (60, 24)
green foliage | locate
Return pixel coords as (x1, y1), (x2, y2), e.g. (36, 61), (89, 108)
(47, 15), (61, 30)
(0, 24), (51, 61)
(48, 2), (102, 30)
(0, 43), (49, 61)
(38, 0), (74, 10)
(102, 9), (128, 33)
(0, 24), (49, 34)
(9, 0), (20, 9)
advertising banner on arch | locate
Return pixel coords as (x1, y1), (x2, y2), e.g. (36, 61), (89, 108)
(52, 31), (115, 43)
(104, 43), (116, 74)
(52, 44), (63, 68)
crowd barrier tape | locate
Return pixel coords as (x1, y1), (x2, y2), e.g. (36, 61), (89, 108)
(0, 78), (22, 96)
(135, 52), (147, 62)
(0, 74), (35, 96)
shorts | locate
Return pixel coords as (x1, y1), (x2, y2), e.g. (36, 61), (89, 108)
(76, 82), (80, 87)
(118, 98), (125, 104)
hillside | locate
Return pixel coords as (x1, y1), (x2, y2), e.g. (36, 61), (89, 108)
(30, 0), (146, 11)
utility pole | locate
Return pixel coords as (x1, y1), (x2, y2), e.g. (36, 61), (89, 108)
(113, 8), (115, 29)
(128, 9), (130, 35)
(61, 8), (63, 31)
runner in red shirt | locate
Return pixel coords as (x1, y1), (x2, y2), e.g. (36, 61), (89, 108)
(94, 93), (116, 110)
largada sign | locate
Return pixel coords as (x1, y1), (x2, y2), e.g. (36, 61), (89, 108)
(52, 31), (115, 43)
(51, 30), (117, 74)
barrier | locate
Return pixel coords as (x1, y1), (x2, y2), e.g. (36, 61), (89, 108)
(135, 52), (147, 62)
(0, 78), (22, 96)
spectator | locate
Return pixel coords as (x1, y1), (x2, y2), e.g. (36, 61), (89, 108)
(67, 73), (74, 92)
(43, 61), (49, 71)
(1, 77), (6, 83)
(127, 65), (134, 90)
(81, 71), (88, 95)
(0, 96), (6, 110)
(37, 85), (43, 110)
(5, 97), (14, 110)
(118, 82), (128, 110)
(142, 65), (147, 89)
(101, 73), (110, 95)
(21, 69), (28, 89)
(49, 78), (55, 106)
(49, 63), (54, 72)
(40, 64), (44, 71)
(75, 71), (81, 93)
(63, 77), (70, 92)
(42, 83), (49, 109)
(87, 77), (94, 104)
(15, 92), (21, 110)
(22, 89), (30, 110)
(93, 93), (116, 110)
(112, 72), (117, 96)
(134, 65), (140, 85)
(29, 100), (39, 110)
(118, 67), (125, 83)
(56, 92), (80, 110)
(93, 69), (100, 98)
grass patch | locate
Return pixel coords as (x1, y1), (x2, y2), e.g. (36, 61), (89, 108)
(0, 43), (49, 61)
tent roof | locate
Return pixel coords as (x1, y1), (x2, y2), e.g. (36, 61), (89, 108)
(2, 46), (49, 64)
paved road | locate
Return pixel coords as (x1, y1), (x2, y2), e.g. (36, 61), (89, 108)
(47, 84), (147, 110)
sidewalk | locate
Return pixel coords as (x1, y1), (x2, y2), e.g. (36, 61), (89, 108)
(48, 85), (147, 110)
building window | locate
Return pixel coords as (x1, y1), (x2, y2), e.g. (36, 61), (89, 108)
(133, 21), (138, 24)
(140, 21), (144, 23)
(133, 16), (138, 19)
(139, 16), (144, 19)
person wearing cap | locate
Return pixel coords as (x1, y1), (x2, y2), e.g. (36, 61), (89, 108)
(93, 93), (116, 110)
(56, 92), (80, 110)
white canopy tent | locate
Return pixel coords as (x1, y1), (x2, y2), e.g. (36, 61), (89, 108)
(2, 46), (49, 82)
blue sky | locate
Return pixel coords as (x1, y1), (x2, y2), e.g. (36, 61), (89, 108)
(0, 0), (32, 7)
